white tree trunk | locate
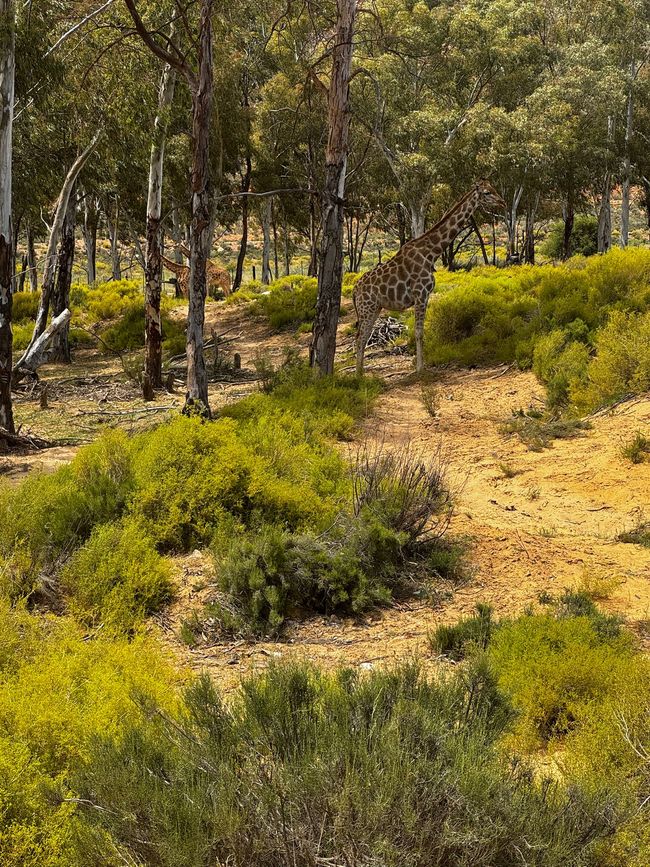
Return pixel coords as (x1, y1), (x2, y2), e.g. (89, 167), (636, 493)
(13, 309), (71, 383)
(144, 55), (176, 395)
(620, 60), (636, 248)
(16, 132), (100, 367)
(409, 202), (426, 238)
(261, 196), (272, 284)
(0, 0), (15, 432)
(108, 196), (121, 279)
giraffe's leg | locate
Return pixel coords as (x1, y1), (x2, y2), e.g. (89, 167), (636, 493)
(414, 296), (428, 373)
(356, 304), (380, 376)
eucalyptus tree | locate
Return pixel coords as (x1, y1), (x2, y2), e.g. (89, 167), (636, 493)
(0, 0), (15, 433)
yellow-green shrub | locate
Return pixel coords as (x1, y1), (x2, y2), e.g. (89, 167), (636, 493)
(250, 275), (317, 329)
(61, 519), (173, 632)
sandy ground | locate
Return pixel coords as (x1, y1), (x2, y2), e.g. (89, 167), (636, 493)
(5, 300), (650, 691)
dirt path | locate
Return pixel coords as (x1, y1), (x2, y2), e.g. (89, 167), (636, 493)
(155, 316), (650, 689)
(5, 300), (649, 686)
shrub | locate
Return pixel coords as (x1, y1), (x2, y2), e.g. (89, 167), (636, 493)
(250, 275), (318, 330)
(488, 610), (632, 747)
(621, 431), (650, 464)
(99, 300), (185, 353)
(616, 520), (650, 547)
(75, 659), (622, 867)
(499, 409), (591, 450)
(429, 603), (494, 660)
(0, 600), (178, 866)
(542, 215), (599, 259)
(12, 291), (40, 323)
(61, 518), (173, 631)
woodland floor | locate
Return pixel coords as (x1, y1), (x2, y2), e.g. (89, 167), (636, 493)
(5, 297), (650, 691)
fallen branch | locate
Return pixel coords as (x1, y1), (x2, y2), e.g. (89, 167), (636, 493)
(76, 404), (177, 417)
(12, 309), (72, 384)
(0, 427), (51, 451)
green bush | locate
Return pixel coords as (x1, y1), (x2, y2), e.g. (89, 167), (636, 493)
(488, 611), (634, 748)
(0, 600), (178, 866)
(422, 248), (650, 413)
(61, 518), (173, 632)
(12, 291), (40, 323)
(99, 299), (185, 353)
(429, 603), (494, 660)
(542, 214), (599, 259)
(250, 275), (318, 329)
(75, 659), (622, 867)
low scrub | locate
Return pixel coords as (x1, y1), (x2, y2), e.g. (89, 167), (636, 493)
(250, 275), (318, 330)
(429, 602), (493, 660)
(499, 408), (591, 450)
(75, 659), (621, 867)
(621, 431), (650, 464)
(422, 248), (650, 413)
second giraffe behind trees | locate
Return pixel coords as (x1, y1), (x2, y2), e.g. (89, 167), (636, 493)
(353, 181), (505, 375)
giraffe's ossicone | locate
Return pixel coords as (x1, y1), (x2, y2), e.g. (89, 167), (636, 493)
(353, 181), (504, 375)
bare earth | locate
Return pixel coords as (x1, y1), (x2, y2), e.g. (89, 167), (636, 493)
(6, 300), (650, 690)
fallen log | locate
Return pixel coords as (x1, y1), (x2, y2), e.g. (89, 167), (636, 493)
(0, 427), (51, 452)
(12, 309), (72, 385)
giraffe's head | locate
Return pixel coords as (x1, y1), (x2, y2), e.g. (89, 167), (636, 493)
(474, 180), (505, 212)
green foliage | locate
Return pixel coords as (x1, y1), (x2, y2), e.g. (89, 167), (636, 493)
(0, 600), (178, 866)
(250, 275), (318, 330)
(429, 603), (494, 660)
(499, 408), (591, 450)
(617, 520), (650, 548)
(61, 518), (173, 632)
(620, 431), (650, 464)
(99, 299), (185, 353)
(488, 610), (632, 748)
(75, 659), (621, 867)
(423, 250), (650, 413)
(12, 291), (40, 323)
(542, 215), (599, 259)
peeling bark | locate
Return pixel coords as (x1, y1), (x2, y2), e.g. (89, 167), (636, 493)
(144, 54), (176, 396)
(311, 0), (356, 375)
(0, 0), (15, 433)
(50, 187), (76, 363)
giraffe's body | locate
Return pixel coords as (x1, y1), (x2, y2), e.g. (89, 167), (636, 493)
(162, 252), (232, 300)
(353, 181), (504, 375)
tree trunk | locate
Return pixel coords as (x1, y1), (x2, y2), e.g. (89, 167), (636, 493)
(470, 217), (489, 265)
(620, 60), (636, 248)
(308, 189), (319, 277)
(17, 253), (26, 291)
(396, 203), (407, 247)
(232, 154), (251, 291)
(13, 310), (71, 384)
(260, 196), (272, 285)
(0, 0), (15, 433)
(26, 223), (37, 291)
(82, 191), (98, 283)
(562, 188), (574, 260)
(107, 196), (121, 280)
(16, 133), (99, 368)
(523, 195), (538, 264)
(185, 0), (213, 414)
(597, 172), (612, 253)
(283, 208), (290, 275)
(409, 202), (425, 239)
(505, 185), (523, 259)
(272, 201), (279, 279)
(311, 0), (356, 375)
(641, 176), (650, 241)
(50, 187), (76, 363)
(144, 55), (176, 397)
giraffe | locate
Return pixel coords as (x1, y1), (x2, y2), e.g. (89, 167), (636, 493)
(353, 181), (505, 375)
(161, 249), (232, 299)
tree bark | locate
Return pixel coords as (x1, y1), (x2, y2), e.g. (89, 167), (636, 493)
(13, 309), (71, 384)
(26, 222), (37, 291)
(597, 172), (612, 253)
(272, 201), (279, 279)
(50, 187), (76, 363)
(82, 190), (99, 283)
(0, 0), (15, 433)
(260, 195), (272, 285)
(232, 153), (251, 291)
(562, 187), (574, 260)
(16, 132), (99, 368)
(396, 203), (407, 247)
(409, 202), (425, 238)
(144, 54), (176, 397)
(311, 0), (356, 375)
(17, 253), (26, 292)
(185, 0), (214, 413)
(620, 60), (636, 248)
(505, 185), (523, 259)
(107, 196), (121, 280)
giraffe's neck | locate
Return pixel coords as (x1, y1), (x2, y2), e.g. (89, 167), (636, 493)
(161, 255), (187, 275)
(411, 189), (481, 262)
